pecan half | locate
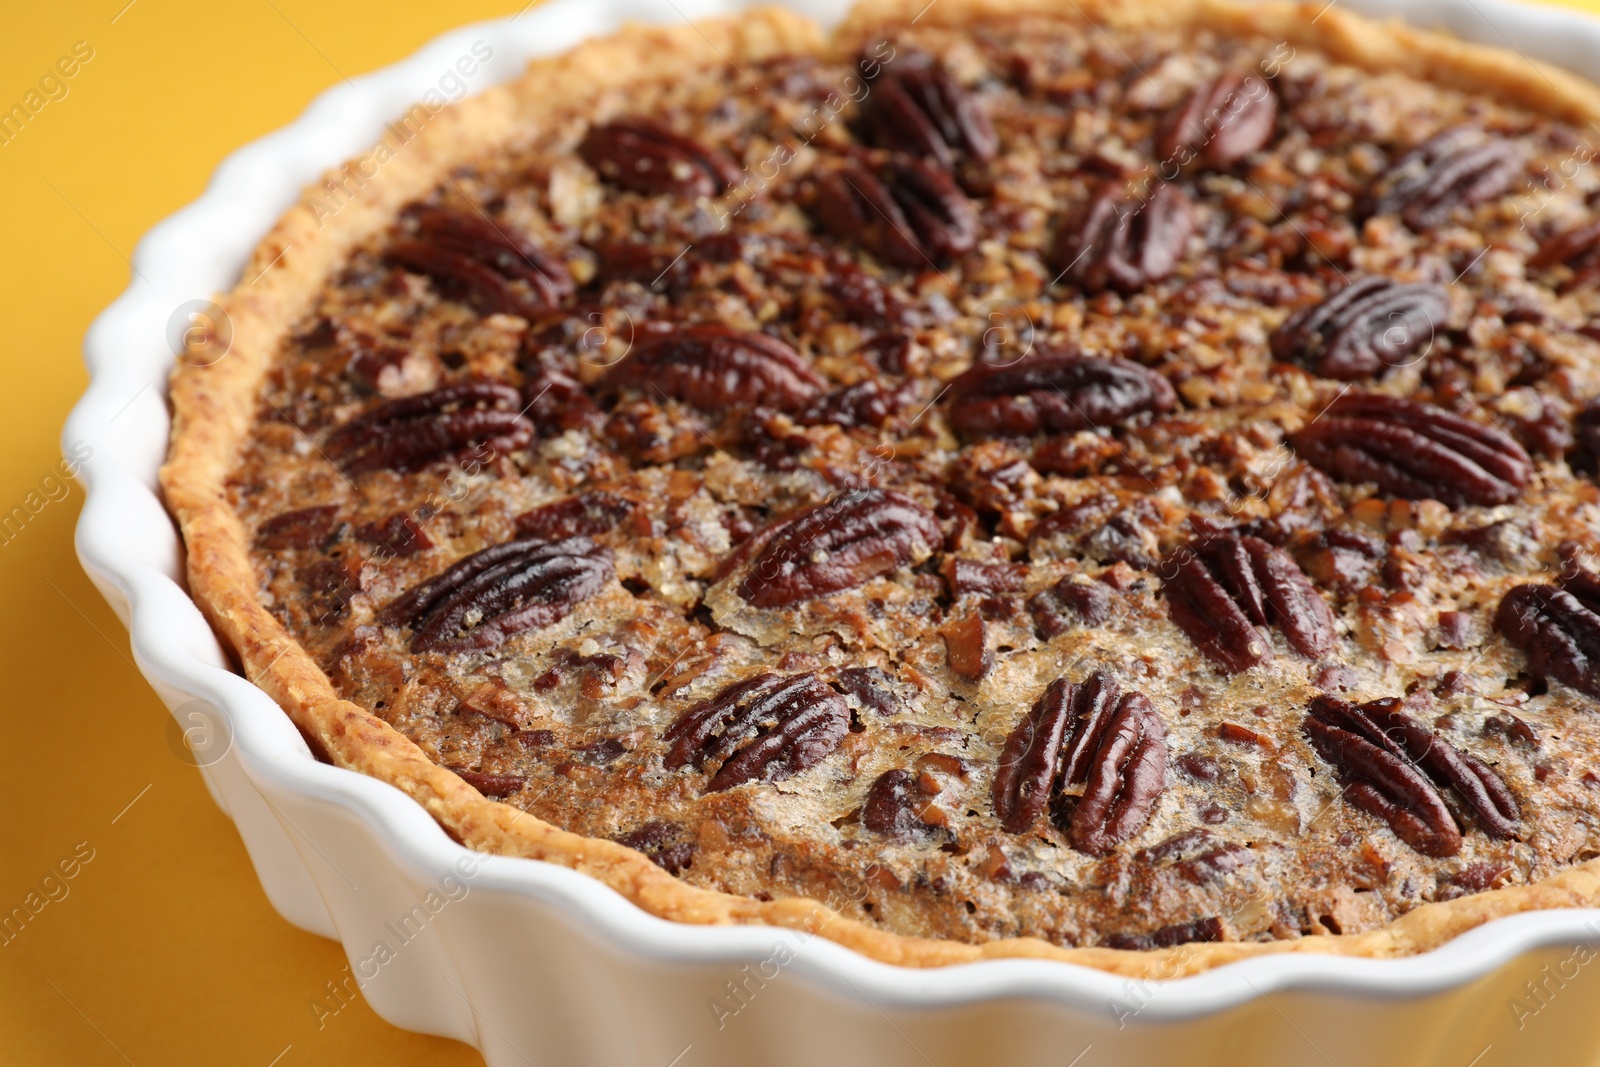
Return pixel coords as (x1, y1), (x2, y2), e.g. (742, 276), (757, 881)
(1290, 393), (1532, 507)
(948, 350), (1176, 438)
(514, 490), (637, 542)
(813, 155), (977, 268)
(736, 488), (942, 608)
(390, 207), (572, 318)
(578, 119), (741, 198)
(325, 382), (533, 474)
(599, 324), (825, 414)
(1052, 180), (1193, 294)
(1305, 695), (1519, 856)
(1529, 219), (1600, 292)
(992, 672), (1168, 856)
(663, 672), (849, 791)
(382, 536), (613, 653)
(1361, 126), (1526, 230)
(1496, 574), (1600, 699)
(1162, 533), (1337, 673)
(1156, 71), (1278, 171)
(1270, 275), (1450, 379)
(858, 62), (997, 168)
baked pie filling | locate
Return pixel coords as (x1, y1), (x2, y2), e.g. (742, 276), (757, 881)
(178, 2), (1600, 957)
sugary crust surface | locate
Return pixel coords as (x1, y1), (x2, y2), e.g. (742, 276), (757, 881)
(162, 0), (1600, 974)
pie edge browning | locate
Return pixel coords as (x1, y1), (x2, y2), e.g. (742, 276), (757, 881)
(159, 0), (1600, 975)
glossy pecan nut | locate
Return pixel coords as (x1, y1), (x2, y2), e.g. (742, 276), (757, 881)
(381, 536), (613, 653)
(613, 820), (697, 874)
(355, 513), (432, 558)
(255, 504), (343, 550)
(812, 154), (977, 268)
(947, 349), (1176, 438)
(1270, 275), (1450, 379)
(324, 382), (534, 474)
(1052, 180), (1193, 294)
(799, 378), (918, 429)
(1304, 695), (1519, 856)
(1496, 573), (1600, 699)
(735, 488), (942, 608)
(1289, 393), (1532, 507)
(1528, 218), (1600, 292)
(1101, 916), (1224, 951)
(1360, 126), (1526, 230)
(599, 324), (825, 414)
(1155, 70), (1278, 171)
(858, 61), (997, 168)
(662, 672), (849, 791)
(862, 768), (951, 843)
(389, 206), (572, 319)
(513, 490), (638, 542)
(992, 672), (1168, 856)
(835, 666), (903, 717)
(1028, 576), (1117, 639)
(578, 119), (742, 198)
(1161, 533), (1336, 673)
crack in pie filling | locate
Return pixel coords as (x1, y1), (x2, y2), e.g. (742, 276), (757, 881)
(164, 0), (1600, 970)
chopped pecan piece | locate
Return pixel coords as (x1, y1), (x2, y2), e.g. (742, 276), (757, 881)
(599, 324), (825, 414)
(947, 350), (1176, 438)
(1305, 695), (1519, 856)
(813, 155), (976, 268)
(382, 536), (613, 653)
(1028, 577), (1117, 638)
(942, 557), (1025, 596)
(663, 672), (849, 791)
(1529, 218), (1600, 292)
(835, 666), (902, 716)
(445, 768), (527, 799)
(1496, 574), (1600, 699)
(940, 611), (991, 680)
(1052, 180), (1193, 294)
(390, 206), (571, 318)
(255, 505), (342, 550)
(1102, 916), (1224, 950)
(1156, 70), (1278, 171)
(325, 382), (534, 474)
(736, 488), (942, 608)
(1270, 275), (1450, 379)
(858, 61), (997, 167)
(514, 490), (637, 542)
(355, 512), (432, 557)
(578, 119), (741, 198)
(800, 379), (917, 429)
(523, 364), (603, 435)
(1161, 533), (1336, 673)
(992, 672), (1168, 856)
(614, 820), (696, 874)
(1361, 126), (1526, 230)
(862, 768), (949, 843)
(1290, 393), (1532, 507)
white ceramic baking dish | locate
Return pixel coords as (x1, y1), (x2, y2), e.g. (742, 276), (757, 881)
(65, 0), (1600, 1063)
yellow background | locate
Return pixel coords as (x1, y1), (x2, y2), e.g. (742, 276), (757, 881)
(3, 1), (1600, 1064)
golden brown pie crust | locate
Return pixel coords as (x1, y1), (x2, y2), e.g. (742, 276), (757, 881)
(161, 0), (1600, 975)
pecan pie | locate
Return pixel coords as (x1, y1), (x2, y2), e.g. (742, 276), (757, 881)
(162, 0), (1600, 974)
